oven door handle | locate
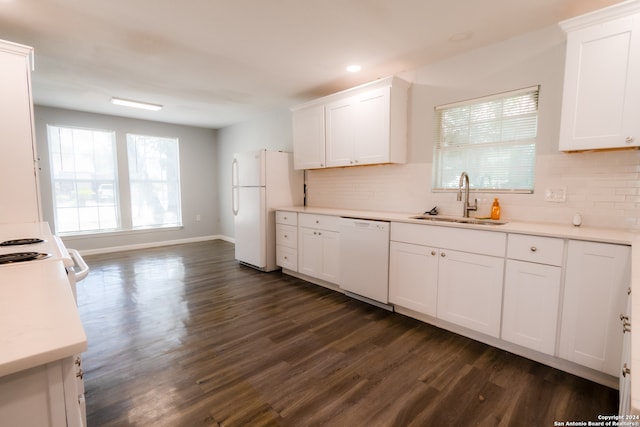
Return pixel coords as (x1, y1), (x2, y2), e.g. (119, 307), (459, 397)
(68, 249), (90, 282)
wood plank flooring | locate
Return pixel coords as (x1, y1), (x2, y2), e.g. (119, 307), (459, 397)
(77, 240), (618, 426)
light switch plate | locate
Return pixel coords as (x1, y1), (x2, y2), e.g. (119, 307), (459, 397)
(545, 187), (566, 203)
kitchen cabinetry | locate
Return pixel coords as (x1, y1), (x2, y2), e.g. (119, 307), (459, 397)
(620, 287), (631, 416)
(298, 213), (340, 284)
(292, 104), (325, 169)
(291, 76), (409, 170)
(559, 240), (630, 376)
(388, 241), (438, 316)
(389, 222), (506, 337)
(275, 211), (298, 271)
(501, 234), (564, 355)
(0, 39), (41, 223)
(0, 356), (84, 427)
(559, 2), (640, 151)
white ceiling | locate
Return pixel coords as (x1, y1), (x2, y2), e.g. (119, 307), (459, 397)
(0, 0), (624, 129)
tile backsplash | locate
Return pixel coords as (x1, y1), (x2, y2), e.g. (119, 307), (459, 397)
(306, 149), (640, 230)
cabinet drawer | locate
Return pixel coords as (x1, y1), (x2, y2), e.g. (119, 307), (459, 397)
(276, 224), (297, 248)
(276, 211), (298, 226)
(507, 234), (564, 266)
(299, 213), (341, 232)
(391, 222), (506, 257)
(276, 245), (297, 271)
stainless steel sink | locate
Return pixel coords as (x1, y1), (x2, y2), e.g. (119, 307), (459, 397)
(409, 215), (508, 225)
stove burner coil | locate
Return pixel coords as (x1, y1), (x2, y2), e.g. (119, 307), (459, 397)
(0, 252), (51, 264)
(0, 238), (46, 246)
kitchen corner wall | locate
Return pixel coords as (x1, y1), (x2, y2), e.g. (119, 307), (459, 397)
(305, 24), (640, 231)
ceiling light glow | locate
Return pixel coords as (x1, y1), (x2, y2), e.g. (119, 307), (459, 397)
(111, 97), (163, 111)
(346, 64), (362, 73)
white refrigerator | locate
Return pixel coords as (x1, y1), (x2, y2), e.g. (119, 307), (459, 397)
(232, 149), (304, 271)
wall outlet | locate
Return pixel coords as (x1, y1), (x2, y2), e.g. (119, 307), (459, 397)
(545, 187), (566, 203)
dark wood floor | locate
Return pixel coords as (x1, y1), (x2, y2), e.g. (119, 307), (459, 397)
(77, 240), (618, 426)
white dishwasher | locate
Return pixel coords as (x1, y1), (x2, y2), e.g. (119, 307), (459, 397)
(339, 218), (391, 308)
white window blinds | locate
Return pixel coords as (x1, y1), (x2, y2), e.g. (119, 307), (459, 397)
(432, 86), (539, 192)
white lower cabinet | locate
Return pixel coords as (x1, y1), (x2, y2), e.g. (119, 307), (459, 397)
(501, 234), (564, 355)
(559, 240), (631, 376)
(389, 222), (506, 337)
(388, 241), (438, 316)
(297, 214), (341, 284)
(502, 260), (561, 355)
(0, 356), (84, 427)
(276, 212), (298, 271)
(436, 249), (504, 338)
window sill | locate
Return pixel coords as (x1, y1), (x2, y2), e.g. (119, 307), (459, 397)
(58, 225), (184, 241)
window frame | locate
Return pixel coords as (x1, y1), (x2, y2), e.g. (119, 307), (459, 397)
(47, 125), (121, 235)
(432, 85), (539, 194)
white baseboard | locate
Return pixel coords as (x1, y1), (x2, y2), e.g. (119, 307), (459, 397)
(79, 235), (234, 256)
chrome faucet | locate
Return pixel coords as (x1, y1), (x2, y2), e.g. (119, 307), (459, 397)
(457, 171), (477, 218)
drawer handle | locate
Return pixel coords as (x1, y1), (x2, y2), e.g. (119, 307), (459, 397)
(625, 136), (634, 144)
(530, 246), (537, 252)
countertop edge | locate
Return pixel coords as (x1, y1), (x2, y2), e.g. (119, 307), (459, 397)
(276, 206), (635, 245)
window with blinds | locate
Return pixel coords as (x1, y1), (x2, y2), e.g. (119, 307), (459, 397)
(432, 86), (539, 193)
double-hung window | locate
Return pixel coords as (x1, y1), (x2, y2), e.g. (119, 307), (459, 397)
(127, 134), (182, 228)
(48, 126), (119, 233)
(47, 126), (182, 235)
(432, 86), (539, 193)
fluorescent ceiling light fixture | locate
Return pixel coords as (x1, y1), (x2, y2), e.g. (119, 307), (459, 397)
(111, 97), (163, 111)
(346, 64), (362, 72)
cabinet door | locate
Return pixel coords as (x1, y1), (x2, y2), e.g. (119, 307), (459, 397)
(298, 227), (323, 278)
(559, 240), (630, 376)
(502, 260), (561, 355)
(292, 104), (326, 169)
(389, 241), (438, 316)
(354, 87), (390, 165)
(437, 250), (504, 337)
(0, 42), (40, 223)
(298, 227), (340, 284)
(325, 97), (355, 167)
(319, 230), (340, 284)
(559, 12), (640, 150)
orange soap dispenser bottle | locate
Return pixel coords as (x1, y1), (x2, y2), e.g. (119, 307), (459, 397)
(491, 198), (501, 220)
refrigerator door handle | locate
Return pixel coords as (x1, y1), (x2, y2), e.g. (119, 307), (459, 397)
(232, 158), (239, 215)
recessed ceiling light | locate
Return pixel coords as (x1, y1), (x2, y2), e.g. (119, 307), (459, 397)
(111, 97), (163, 111)
(346, 64), (362, 73)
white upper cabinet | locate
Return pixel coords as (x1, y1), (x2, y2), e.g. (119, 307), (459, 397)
(0, 40), (41, 223)
(292, 104), (326, 170)
(559, 2), (640, 151)
(291, 76), (409, 170)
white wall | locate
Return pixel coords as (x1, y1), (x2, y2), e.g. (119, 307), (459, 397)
(216, 109), (294, 239)
(34, 106), (219, 251)
(306, 25), (640, 230)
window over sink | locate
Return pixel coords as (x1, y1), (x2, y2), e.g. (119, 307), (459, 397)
(432, 86), (539, 193)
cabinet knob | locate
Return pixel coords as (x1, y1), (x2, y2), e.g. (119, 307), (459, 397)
(530, 246), (537, 252)
(284, 256), (288, 260)
(441, 252), (446, 258)
(625, 136), (635, 144)
(431, 251), (436, 256)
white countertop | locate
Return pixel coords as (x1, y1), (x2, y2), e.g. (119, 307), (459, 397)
(0, 261), (87, 377)
(278, 206), (636, 244)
